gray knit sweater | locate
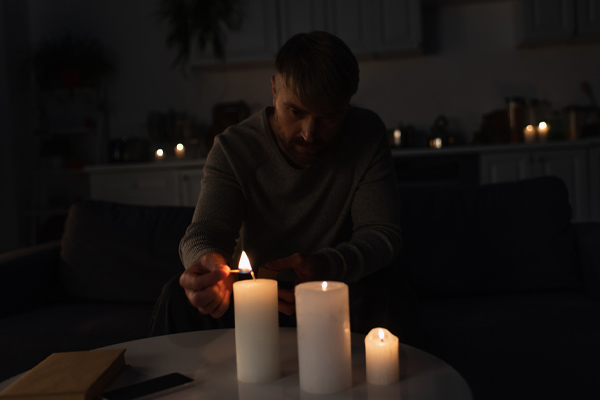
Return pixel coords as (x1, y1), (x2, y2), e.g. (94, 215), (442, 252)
(179, 106), (402, 283)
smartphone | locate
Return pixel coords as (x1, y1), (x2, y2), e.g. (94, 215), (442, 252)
(100, 372), (193, 400)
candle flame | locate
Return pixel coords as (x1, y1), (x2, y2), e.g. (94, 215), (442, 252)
(524, 125), (535, 133)
(322, 281), (328, 290)
(238, 251), (252, 274)
(378, 328), (385, 342)
(176, 143), (184, 151)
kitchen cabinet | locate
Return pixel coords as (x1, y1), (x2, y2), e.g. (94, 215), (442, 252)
(178, 168), (204, 207)
(521, 0), (575, 41)
(88, 162), (204, 207)
(590, 144), (600, 220)
(197, 0), (422, 66)
(520, 0), (600, 44)
(578, 0), (600, 36)
(480, 146), (589, 221)
(279, 0), (422, 55)
(85, 140), (600, 222)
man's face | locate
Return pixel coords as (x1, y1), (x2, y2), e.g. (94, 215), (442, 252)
(269, 75), (347, 169)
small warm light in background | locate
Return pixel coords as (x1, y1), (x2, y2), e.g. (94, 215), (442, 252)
(393, 129), (401, 147)
(537, 121), (549, 142)
(175, 143), (185, 160)
(523, 124), (536, 143)
(429, 137), (442, 149)
(155, 149), (164, 159)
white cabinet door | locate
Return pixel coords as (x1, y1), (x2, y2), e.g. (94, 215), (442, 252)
(480, 147), (589, 221)
(326, 0), (377, 54)
(90, 170), (180, 206)
(178, 168), (204, 207)
(577, 0), (600, 35)
(532, 148), (588, 221)
(373, 0), (422, 52)
(480, 152), (532, 184)
(521, 0), (575, 40)
(327, 0), (421, 55)
(279, 0), (422, 56)
(590, 145), (600, 221)
(279, 0), (327, 41)
(193, 0), (279, 65)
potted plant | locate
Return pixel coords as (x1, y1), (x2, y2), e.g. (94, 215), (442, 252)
(157, 0), (245, 68)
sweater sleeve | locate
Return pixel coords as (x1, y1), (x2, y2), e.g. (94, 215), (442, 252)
(179, 140), (245, 269)
(316, 128), (402, 283)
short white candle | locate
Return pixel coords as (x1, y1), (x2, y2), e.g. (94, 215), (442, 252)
(175, 143), (185, 160)
(365, 328), (400, 385)
(233, 253), (280, 383)
(295, 281), (352, 394)
(523, 125), (536, 143)
(537, 121), (549, 142)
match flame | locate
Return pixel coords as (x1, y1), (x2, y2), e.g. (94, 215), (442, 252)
(322, 281), (328, 291)
(238, 251), (252, 273)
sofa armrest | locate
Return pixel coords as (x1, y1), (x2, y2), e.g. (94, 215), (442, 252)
(574, 222), (600, 300)
(0, 240), (61, 317)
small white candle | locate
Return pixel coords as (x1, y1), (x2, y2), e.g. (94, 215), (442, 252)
(365, 328), (400, 385)
(393, 129), (402, 147)
(175, 143), (185, 160)
(295, 281), (352, 394)
(155, 148), (164, 161)
(537, 121), (549, 142)
(233, 252), (280, 383)
(523, 125), (536, 143)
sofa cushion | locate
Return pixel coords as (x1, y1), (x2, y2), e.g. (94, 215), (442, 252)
(399, 176), (581, 297)
(60, 201), (194, 303)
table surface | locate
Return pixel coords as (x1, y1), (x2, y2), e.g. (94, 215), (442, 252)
(1, 328), (472, 400)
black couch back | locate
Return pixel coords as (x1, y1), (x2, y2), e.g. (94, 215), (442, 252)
(398, 176), (581, 298)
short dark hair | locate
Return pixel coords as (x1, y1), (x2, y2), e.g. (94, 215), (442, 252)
(275, 31), (359, 111)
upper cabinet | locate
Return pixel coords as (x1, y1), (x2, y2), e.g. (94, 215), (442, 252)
(195, 0), (422, 66)
(280, 0), (422, 56)
(520, 0), (600, 44)
(578, 0), (600, 36)
(521, 0), (575, 41)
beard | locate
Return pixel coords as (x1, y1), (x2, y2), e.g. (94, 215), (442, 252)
(271, 112), (326, 169)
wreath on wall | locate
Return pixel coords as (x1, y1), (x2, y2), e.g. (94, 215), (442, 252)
(157, 0), (245, 68)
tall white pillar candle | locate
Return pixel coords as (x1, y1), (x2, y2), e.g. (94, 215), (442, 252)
(365, 328), (400, 385)
(233, 277), (280, 383)
(295, 281), (352, 394)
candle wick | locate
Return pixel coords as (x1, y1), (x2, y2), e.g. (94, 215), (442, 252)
(250, 270), (256, 280)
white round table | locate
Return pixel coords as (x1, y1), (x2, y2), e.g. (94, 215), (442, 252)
(97, 328), (472, 400)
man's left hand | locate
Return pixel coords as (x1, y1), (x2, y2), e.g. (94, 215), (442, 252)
(265, 253), (327, 315)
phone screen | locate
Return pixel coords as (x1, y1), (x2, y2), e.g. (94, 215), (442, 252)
(101, 372), (193, 400)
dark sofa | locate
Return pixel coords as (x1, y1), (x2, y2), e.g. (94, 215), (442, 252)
(398, 176), (600, 399)
(0, 176), (598, 399)
(0, 201), (194, 382)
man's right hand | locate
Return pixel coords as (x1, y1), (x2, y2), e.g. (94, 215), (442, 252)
(179, 252), (233, 318)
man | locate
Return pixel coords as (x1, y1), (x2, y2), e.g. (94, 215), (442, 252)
(151, 31), (421, 344)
